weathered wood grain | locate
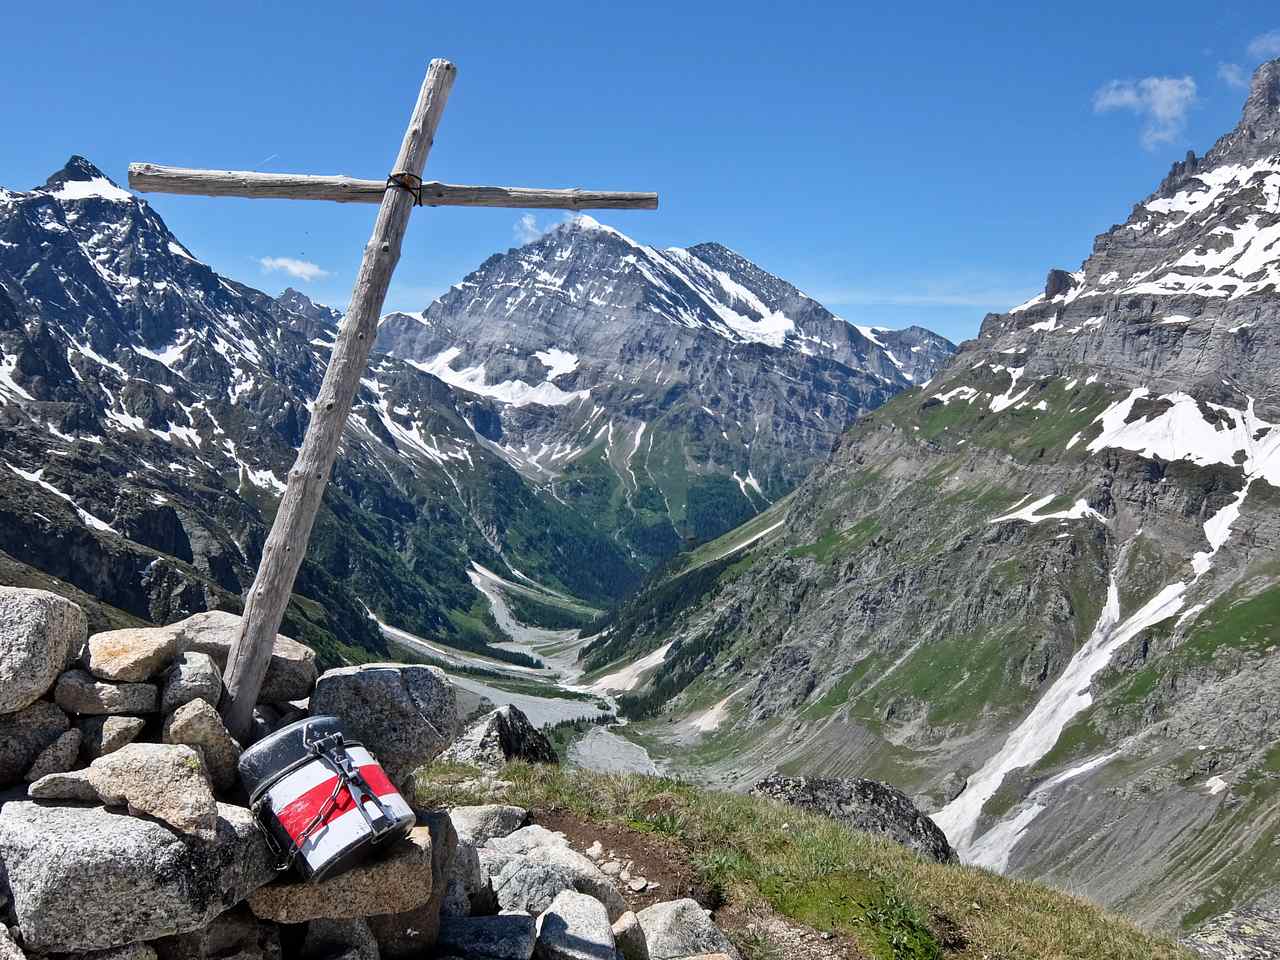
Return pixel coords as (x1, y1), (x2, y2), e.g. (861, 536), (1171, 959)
(218, 59), (458, 740)
(128, 163), (658, 210)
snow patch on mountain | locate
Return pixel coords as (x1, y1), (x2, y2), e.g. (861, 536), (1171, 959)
(411, 346), (590, 407)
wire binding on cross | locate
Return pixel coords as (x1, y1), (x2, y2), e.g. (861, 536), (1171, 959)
(386, 171), (425, 205)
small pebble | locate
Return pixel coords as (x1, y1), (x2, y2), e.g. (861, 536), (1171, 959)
(627, 877), (647, 893)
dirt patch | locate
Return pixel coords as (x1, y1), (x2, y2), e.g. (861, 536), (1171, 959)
(717, 900), (870, 960)
(531, 807), (714, 910)
(527, 808), (864, 960)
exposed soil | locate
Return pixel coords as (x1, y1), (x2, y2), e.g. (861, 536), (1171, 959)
(528, 807), (868, 960)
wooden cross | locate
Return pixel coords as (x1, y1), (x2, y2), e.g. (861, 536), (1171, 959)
(129, 59), (658, 741)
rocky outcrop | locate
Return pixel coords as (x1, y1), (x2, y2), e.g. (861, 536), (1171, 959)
(611, 912), (649, 960)
(449, 803), (528, 844)
(1182, 888), (1280, 958)
(436, 915), (537, 960)
(310, 663), (459, 786)
(0, 701), (69, 786)
(247, 825), (439, 923)
(54, 670), (159, 715)
(0, 801), (274, 952)
(22, 728), (80, 780)
(300, 919), (378, 960)
(80, 715), (146, 759)
(160, 652), (222, 714)
(86, 742), (219, 836)
(168, 612), (315, 703)
(750, 774), (957, 863)
(634, 900), (740, 960)
(441, 705), (558, 770)
(162, 699), (242, 792)
(0, 587), (85, 712)
(86, 627), (178, 682)
(534, 890), (615, 960)
(366, 811), (458, 960)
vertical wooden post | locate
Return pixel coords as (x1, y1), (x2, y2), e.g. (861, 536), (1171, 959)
(220, 59), (457, 741)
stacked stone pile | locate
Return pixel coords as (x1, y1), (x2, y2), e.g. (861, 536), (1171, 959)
(0, 588), (741, 960)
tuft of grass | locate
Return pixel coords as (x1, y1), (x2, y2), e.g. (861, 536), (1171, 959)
(413, 763), (1191, 960)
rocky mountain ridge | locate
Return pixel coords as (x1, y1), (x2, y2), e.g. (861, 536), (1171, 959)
(0, 156), (947, 669)
(376, 217), (953, 563)
(590, 58), (1280, 931)
(0, 158), (642, 664)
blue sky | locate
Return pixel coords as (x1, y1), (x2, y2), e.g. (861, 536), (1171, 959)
(2, 1), (1278, 342)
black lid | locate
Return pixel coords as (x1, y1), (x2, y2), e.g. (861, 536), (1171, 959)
(238, 715), (358, 804)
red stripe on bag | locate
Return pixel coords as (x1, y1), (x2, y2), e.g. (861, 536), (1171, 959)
(275, 762), (399, 841)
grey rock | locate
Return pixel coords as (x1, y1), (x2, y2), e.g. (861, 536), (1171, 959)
(611, 912), (649, 960)
(441, 842), (481, 918)
(0, 800), (273, 952)
(52, 945), (159, 960)
(301, 920), (379, 960)
(248, 824), (437, 923)
(0, 587), (85, 713)
(168, 611), (315, 703)
(436, 915), (537, 960)
(450, 804), (528, 844)
(482, 849), (579, 917)
(27, 770), (98, 801)
(1181, 888), (1280, 959)
(749, 775), (956, 863)
(0, 928), (22, 960)
(0, 701), (70, 787)
(79, 715), (146, 759)
(519, 847), (626, 923)
(367, 810), (457, 960)
(161, 651), (222, 714)
(150, 904), (281, 960)
(162, 698), (241, 792)
(23, 729), (81, 781)
(53, 670), (157, 716)
(88, 742), (218, 836)
(486, 825), (571, 856)
(441, 706), (558, 770)
(482, 833), (627, 923)
(85, 626), (177, 682)
(634, 900), (739, 960)
(535, 891), (615, 960)
(310, 664), (459, 787)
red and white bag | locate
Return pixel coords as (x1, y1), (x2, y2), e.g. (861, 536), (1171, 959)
(238, 715), (415, 881)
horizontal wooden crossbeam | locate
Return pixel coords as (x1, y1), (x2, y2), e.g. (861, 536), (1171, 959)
(128, 163), (658, 210)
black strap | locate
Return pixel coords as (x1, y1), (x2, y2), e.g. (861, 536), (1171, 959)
(251, 722), (398, 874)
(386, 171), (424, 205)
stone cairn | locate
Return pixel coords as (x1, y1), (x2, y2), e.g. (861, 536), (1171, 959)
(0, 587), (738, 960)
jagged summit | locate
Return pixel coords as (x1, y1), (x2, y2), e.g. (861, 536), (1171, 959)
(37, 156), (132, 202)
(579, 56), (1280, 931)
(1207, 56), (1280, 166)
(377, 211), (954, 562)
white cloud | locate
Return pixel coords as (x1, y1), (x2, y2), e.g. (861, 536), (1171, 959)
(513, 213), (546, 244)
(259, 256), (329, 282)
(1093, 76), (1197, 149)
(1247, 29), (1280, 60)
(1218, 62), (1249, 89)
